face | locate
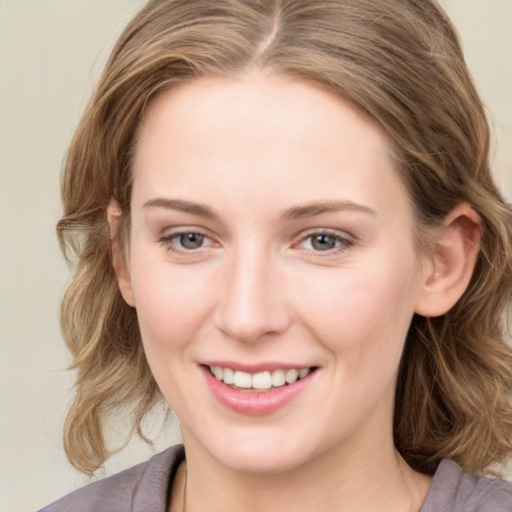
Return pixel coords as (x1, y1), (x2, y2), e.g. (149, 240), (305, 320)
(120, 72), (429, 474)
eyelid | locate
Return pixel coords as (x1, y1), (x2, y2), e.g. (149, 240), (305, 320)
(157, 226), (354, 257)
(158, 226), (219, 254)
(293, 228), (355, 254)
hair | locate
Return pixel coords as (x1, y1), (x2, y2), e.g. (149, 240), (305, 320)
(58, 0), (512, 476)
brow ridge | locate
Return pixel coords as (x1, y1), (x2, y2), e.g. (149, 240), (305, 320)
(143, 198), (216, 218)
(143, 197), (376, 220)
(282, 201), (376, 220)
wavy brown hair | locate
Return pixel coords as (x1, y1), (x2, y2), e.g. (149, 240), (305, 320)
(58, 0), (512, 476)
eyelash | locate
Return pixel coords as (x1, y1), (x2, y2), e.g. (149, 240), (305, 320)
(159, 230), (214, 254)
(158, 229), (354, 257)
(294, 230), (354, 256)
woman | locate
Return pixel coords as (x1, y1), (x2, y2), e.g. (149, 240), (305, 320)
(40, 0), (512, 510)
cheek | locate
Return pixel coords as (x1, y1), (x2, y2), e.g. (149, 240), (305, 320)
(295, 252), (420, 358)
(128, 255), (214, 349)
(128, 258), (215, 410)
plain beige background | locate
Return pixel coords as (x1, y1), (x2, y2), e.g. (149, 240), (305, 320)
(0, 1), (510, 511)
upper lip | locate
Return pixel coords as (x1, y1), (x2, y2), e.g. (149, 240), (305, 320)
(201, 361), (316, 373)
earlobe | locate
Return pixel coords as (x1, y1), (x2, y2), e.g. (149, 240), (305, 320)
(414, 204), (482, 318)
(107, 199), (135, 307)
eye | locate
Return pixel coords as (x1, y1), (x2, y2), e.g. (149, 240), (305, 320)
(159, 230), (215, 252)
(177, 232), (205, 250)
(297, 231), (353, 253)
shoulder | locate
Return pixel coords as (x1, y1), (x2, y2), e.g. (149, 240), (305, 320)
(37, 445), (185, 512)
(420, 459), (512, 512)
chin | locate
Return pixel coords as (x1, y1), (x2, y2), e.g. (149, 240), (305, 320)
(190, 424), (323, 475)
(216, 446), (310, 475)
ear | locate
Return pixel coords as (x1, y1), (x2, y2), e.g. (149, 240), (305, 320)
(107, 199), (135, 307)
(414, 204), (482, 318)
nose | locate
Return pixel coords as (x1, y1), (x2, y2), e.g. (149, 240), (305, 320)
(214, 246), (291, 344)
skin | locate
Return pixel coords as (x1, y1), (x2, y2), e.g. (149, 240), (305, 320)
(112, 71), (481, 511)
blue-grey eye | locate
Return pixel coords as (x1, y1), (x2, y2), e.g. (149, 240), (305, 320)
(179, 233), (205, 249)
(310, 234), (338, 251)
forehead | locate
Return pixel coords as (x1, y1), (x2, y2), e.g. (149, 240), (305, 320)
(137, 72), (389, 159)
(131, 72), (410, 222)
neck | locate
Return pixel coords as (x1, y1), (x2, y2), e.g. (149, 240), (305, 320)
(175, 431), (431, 512)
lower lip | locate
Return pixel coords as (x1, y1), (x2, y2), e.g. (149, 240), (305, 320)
(202, 366), (315, 416)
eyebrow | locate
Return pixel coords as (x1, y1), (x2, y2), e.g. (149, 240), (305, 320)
(143, 198), (217, 218)
(143, 197), (376, 220)
(281, 201), (377, 220)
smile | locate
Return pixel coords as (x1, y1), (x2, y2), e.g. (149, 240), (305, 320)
(208, 366), (313, 392)
(203, 364), (318, 415)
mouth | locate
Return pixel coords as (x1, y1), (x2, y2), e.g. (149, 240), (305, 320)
(201, 362), (319, 415)
(207, 365), (316, 393)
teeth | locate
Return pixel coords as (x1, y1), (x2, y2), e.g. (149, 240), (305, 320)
(271, 369), (286, 387)
(252, 371), (272, 389)
(285, 369), (299, 383)
(299, 368), (310, 378)
(209, 366), (312, 390)
(223, 367), (234, 385)
(233, 370), (252, 388)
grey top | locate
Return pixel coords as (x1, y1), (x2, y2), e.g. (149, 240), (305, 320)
(38, 445), (512, 511)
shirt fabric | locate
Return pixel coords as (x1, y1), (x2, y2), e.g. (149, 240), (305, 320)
(38, 444), (512, 511)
